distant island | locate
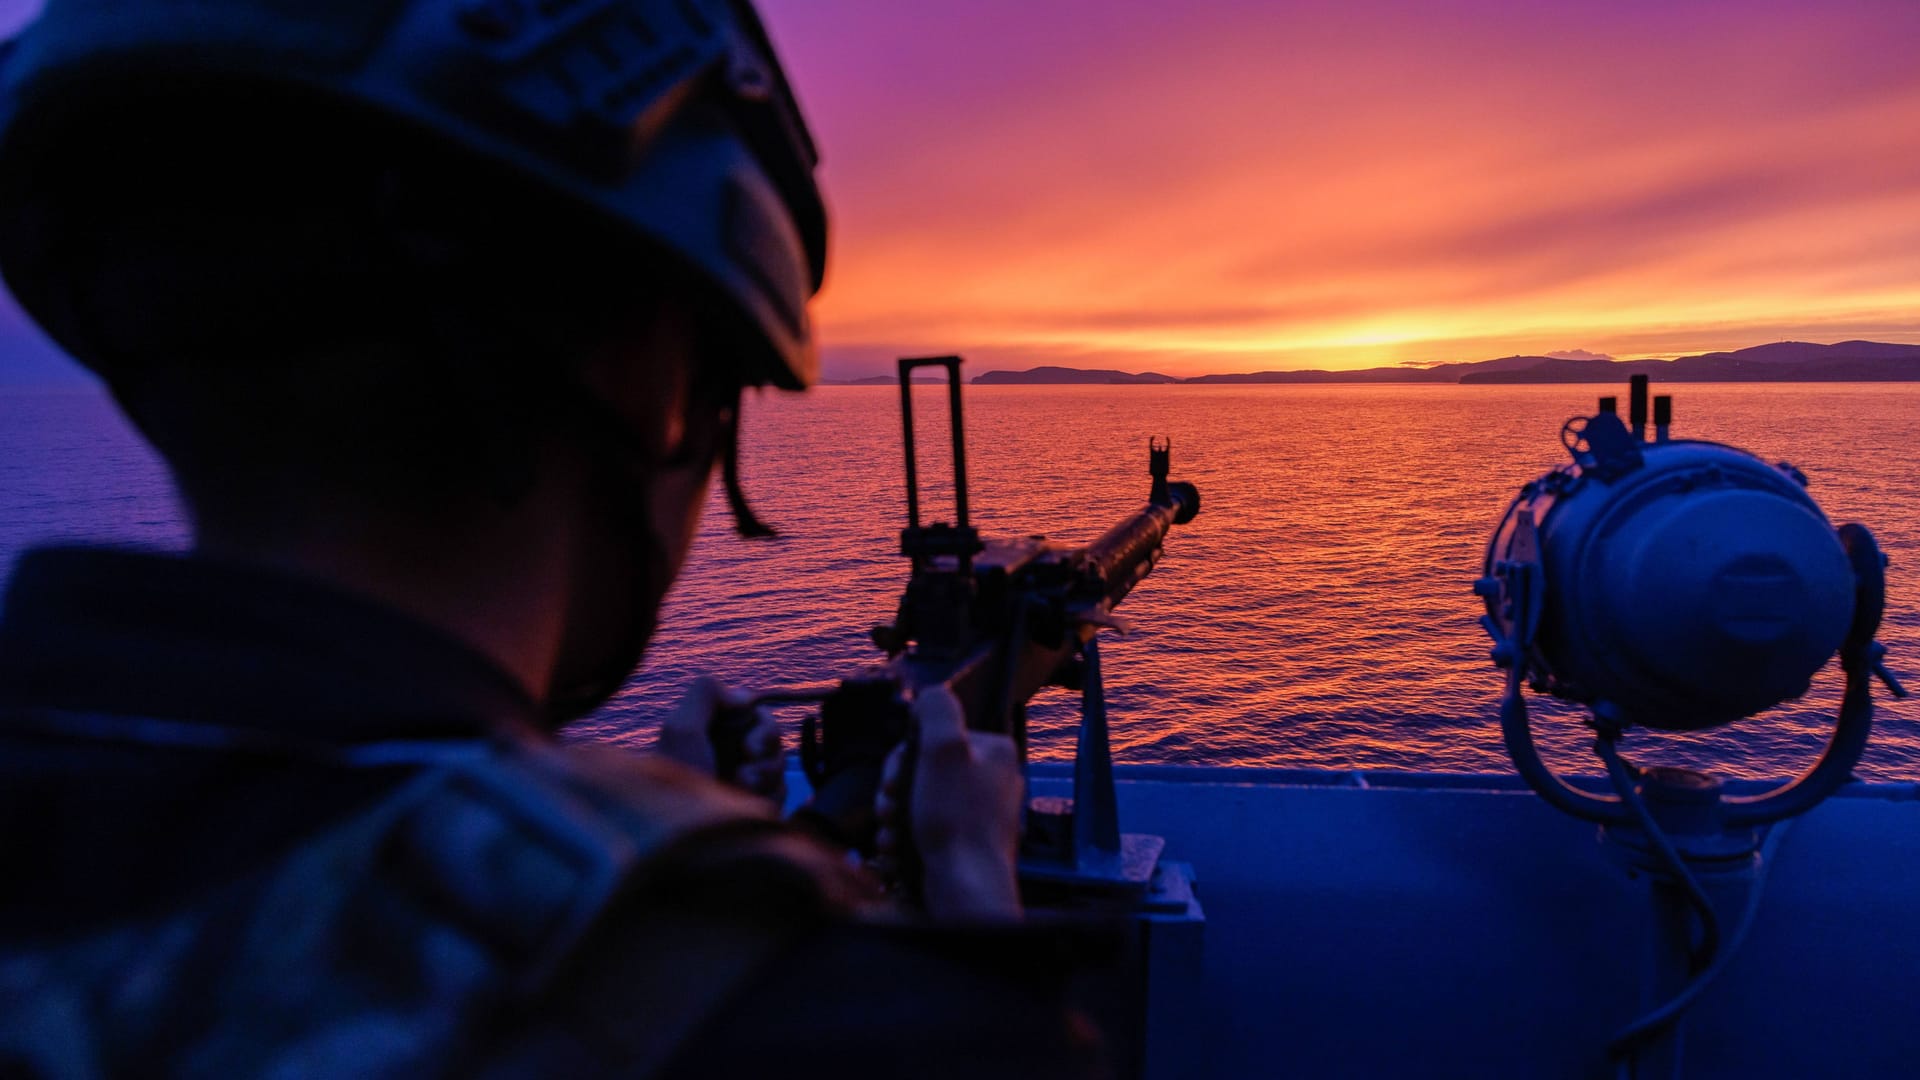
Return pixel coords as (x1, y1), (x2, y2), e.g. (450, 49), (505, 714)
(973, 365), (1179, 385)
(954, 340), (1920, 385)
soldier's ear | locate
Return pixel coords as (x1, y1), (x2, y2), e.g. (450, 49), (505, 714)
(575, 300), (702, 465)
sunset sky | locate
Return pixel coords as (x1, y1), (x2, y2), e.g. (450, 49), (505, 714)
(3, 0), (1918, 382)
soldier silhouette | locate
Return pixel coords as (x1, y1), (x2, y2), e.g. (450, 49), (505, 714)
(0, 2), (1105, 1076)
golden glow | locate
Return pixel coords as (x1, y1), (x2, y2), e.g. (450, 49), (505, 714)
(761, 1), (1920, 378)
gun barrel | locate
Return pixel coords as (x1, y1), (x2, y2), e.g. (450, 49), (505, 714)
(1084, 481), (1201, 608)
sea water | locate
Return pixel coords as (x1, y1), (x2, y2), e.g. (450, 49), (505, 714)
(3, 381), (1914, 780)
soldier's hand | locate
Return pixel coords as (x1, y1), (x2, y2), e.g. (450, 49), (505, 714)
(656, 677), (788, 806)
(876, 686), (1023, 921)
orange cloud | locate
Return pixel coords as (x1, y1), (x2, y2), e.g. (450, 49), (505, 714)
(760, 0), (1920, 378)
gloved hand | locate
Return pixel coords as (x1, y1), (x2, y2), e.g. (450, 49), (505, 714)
(875, 687), (1024, 921)
(656, 677), (788, 806)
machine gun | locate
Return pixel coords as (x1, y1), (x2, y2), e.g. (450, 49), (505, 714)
(724, 355), (1201, 900)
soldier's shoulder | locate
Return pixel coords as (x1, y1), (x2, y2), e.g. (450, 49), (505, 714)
(456, 743), (888, 1073)
(513, 737), (777, 843)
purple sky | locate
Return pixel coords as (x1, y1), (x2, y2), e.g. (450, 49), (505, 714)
(4, 0), (1918, 382)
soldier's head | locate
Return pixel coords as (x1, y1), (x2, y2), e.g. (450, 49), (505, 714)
(0, 0), (827, 719)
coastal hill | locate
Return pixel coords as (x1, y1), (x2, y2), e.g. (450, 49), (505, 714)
(1460, 341), (1920, 383)
(972, 365), (1180, 385)
(961, 340), (1920, 385)
(1183, 353), (1552, 384)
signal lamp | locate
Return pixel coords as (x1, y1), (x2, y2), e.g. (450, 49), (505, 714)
(1478, 376), (1905, 1069)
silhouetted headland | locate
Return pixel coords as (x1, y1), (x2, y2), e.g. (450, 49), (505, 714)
(959, 340), (1920, 385)
(972, 366), (1180, 385)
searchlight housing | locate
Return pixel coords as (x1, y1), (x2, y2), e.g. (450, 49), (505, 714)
(1479, 374), (1905, 828)
(1479, 375), (1909, 1074)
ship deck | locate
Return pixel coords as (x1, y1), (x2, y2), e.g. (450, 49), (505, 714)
(1020, 764), (1920, 1078)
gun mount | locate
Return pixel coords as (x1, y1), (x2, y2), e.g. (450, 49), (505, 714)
(763, 355), (1201, 902)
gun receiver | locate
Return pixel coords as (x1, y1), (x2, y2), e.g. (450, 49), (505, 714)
(790, 355), (1201, 898)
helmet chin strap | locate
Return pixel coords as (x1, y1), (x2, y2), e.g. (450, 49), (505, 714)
(720, 393), (777, 539)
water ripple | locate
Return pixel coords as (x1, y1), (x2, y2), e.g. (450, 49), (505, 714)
(3, 382), (1914, 781)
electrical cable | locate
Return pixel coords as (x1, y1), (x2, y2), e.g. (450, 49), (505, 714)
(1597, 736), (1721, 968)
(1612, 818), (1792, 1060)
(1598, 735), (1794, 1063)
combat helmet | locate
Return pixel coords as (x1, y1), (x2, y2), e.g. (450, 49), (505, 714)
(0, 0), (827, 390)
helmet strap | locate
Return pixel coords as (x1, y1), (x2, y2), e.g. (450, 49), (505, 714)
(720, 389), (777, 539)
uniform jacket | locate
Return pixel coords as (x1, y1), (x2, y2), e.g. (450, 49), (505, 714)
(0, 548), (1109, 1079)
